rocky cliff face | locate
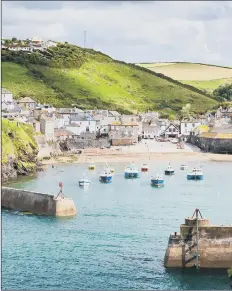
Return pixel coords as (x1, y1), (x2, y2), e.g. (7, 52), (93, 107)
(2, 119), (41, 182)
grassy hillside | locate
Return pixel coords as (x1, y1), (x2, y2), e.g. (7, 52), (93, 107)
(138, 62), (232, 93)
(2, 45), (217, 115)
(2, 119), (39, 181)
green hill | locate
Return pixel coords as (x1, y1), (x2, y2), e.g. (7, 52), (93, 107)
(2, 45), (217, 115)
(137, 62), (232, 93)
(2, 119), (39, 181)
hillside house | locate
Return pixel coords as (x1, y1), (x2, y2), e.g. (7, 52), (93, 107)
(180, 121), (201, 136)
(164, 123), (180, 138)
(1, 88), (14, 111)
(17, 97), (36, 110)
(40, 115), (55, 141)
(70, 113), (96, 133)
(54, 129), (73, 141)
(109, 122), (139, 146)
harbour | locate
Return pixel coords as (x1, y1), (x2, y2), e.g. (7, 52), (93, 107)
(2, 159), (232, 290)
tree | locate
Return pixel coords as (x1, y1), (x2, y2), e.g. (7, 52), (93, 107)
(12, 37), (17, 42)
(213, 84), (232, 102)
(179, 103), (193, 120)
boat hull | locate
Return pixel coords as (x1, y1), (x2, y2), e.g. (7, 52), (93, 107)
(151, 179), (164, 187)
(164, 170), (175, 175)
(180, 166), (187, 170)
(141, 168), (149, 172)
(124, 172), (140, 178)
(88, 166), (95, 170)
(187, 174), (203, 180)
(79, 181), (90, 187)
(99, 175), (112, 183)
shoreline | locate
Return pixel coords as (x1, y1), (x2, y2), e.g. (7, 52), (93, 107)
(41, 150), (232, 166)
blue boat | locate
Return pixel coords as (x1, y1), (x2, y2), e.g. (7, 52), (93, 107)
(187, 167), (203, 180)
(124, 163), (140, 178)
(99, 168), (113, 183)
(151, 174), (164, 187)
(164, 164), (175, 175)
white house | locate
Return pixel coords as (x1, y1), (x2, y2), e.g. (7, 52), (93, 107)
(1, 88), (14, 111)
(180, 121), (201, 136)
(51, 113), (66, 129)
(18, 97), (36, 110)
(40, 115), (55, 141)
(164, 123), (180, 138)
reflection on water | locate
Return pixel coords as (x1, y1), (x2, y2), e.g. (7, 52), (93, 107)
(2, 160), (232, 290)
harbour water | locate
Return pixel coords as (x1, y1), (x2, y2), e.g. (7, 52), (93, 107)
(2, 160), (232, 290)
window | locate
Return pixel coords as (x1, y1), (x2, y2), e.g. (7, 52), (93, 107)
(86, 126), (89, 132)
(185, 123), (187, 127)
(192, 123), (195, 127)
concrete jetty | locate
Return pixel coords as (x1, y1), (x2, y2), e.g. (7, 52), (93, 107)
(1, 187), (77, 217)
(164, 209), (232, 268)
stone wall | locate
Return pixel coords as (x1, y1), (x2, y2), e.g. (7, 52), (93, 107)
(67, 138), (110, 149)
(164, 218), (232, 268)
(111, 138), (137, 146)
(1, 187), (76, 217)
(189, 135), (232, 154)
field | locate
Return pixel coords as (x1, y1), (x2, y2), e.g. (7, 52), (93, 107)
(137, 63), (232, 93)
(2, 45), (218, 115)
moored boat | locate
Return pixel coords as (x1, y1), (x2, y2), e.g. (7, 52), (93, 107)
(151, 174), (164, 187)
(124, 162), (140, 178)
(180, 164), (187, 170)
(187, 167), (203, 180)
(141, 163), (149, 172)
(79, 174), (90, 187)
(88, 162), (96, 170)
(164, 164), (175, 175)
(99, 168), (113, 183)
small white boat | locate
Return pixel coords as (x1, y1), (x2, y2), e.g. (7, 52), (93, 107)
(187, 167), (203, 180)
(180, 164), (187, 170)
(164, 164), (175, 175)
(79, 173), (90, 187)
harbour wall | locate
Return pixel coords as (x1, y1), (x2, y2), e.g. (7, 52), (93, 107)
(188, 135), (232, 154)
(164, 217), (232, 268)
(1, 187), (77, 217)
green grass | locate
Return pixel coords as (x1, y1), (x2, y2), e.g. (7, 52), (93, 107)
(180, 78), (232, 93)
(2, 50), (218, 115)
(2, 119), (38, 165)
(137, 62), (232, 94)
(1, 62), (59, 105)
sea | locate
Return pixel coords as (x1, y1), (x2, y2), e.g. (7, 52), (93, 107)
(2, 160), (232, 290)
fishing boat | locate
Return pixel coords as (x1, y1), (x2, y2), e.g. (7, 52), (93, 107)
(88, 162), (96, 170)
(187, 167), (203, 180)
(99, 167), (113, 183)
(151, 174), (164, 187)
(79, 173), (90, 187)
(164, 164), (175, 175)
(180, 164), (187, 170)
(124, 162), (140, 178)
(141, 163), (149, 172)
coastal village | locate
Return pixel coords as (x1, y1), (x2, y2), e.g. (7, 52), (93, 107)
(2, 86), (232, 159)
(1, 3), (232, 289)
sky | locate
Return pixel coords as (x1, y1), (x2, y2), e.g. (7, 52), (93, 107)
(2, 1), (232, 66)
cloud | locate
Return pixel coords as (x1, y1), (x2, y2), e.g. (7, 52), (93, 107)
(2, 1), (232, 66)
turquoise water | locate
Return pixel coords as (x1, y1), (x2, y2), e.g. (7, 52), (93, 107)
(2, 160), (232, 290)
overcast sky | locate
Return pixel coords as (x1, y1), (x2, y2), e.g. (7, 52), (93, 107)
(2, 1), (232, 66)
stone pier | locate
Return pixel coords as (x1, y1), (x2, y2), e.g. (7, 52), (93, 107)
(1, 187), (77, 217)
(164, 210), (232, 268)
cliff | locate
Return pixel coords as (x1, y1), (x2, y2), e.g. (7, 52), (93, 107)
(1, 119), (40, 182)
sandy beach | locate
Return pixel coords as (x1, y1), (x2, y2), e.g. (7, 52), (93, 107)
(41, 140), (232, 165)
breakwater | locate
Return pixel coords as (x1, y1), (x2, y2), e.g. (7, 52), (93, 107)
(1, 187), (77, 217)
(189, 135), (232, 154)
(164, 210), (232, 268)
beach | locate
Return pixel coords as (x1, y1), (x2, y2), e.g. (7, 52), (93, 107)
(41, 140), (232, 165)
